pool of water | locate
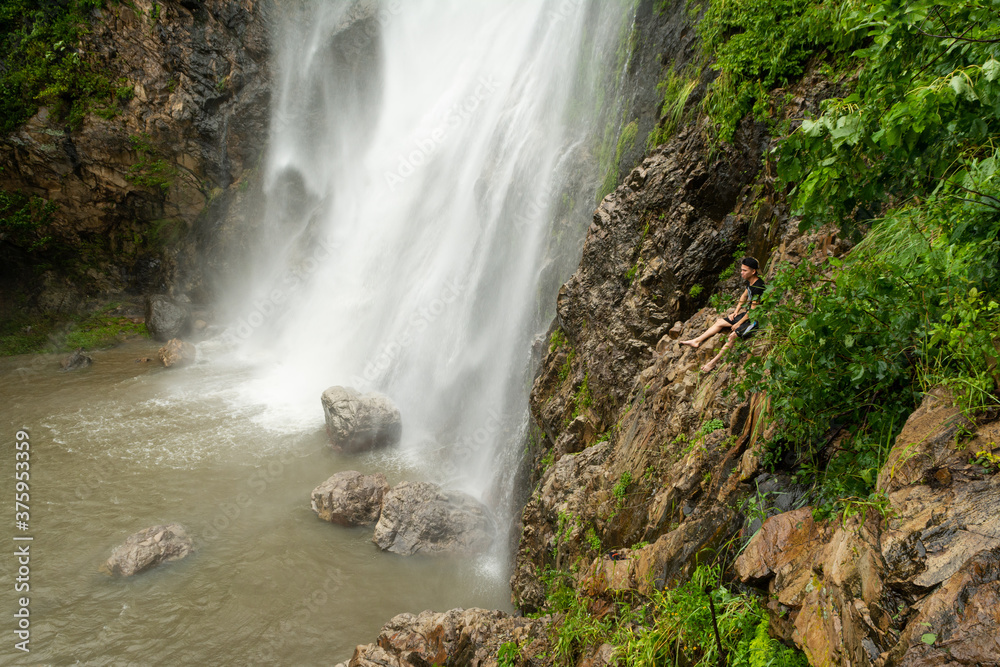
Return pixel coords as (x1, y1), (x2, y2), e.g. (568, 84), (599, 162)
(0, 340), (512, 665)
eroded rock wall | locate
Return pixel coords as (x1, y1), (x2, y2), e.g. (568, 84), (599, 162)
(0, 0), (271, 311)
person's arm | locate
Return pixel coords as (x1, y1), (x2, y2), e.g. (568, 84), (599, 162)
(731, 288), (748, 318)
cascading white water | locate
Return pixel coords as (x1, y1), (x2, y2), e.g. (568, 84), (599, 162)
(224, 0), (629, 524)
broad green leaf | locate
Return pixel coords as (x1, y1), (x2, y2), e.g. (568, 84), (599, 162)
(984, 58), (1000, 82)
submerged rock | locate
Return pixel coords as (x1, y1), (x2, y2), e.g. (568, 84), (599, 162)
(145, 295), (190, 342)
(158, 338), (196, 368)
(60, 347), (93, 371)
(372, 482), (494, 556)
(311, 470), (389, 526)
(102, 524), (193, 577)
(321, 386), (402, 453)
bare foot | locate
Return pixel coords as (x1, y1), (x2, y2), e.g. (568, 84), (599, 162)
(701, 360), (718, 372)
(679, 339), (700, 349)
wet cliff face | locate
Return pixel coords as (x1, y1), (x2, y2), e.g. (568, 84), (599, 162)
(0, 0), (270, 312)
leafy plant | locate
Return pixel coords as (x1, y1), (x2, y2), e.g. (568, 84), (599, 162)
(0, 0), (118, 133)
(497, 640), (520, 667)
(648, 69), (699, 148)
(0, 189), (58, 251)
(126, 134), (176, 193)
(689, 284), (704, 298)
(612, 471), (632, 506)
(616, 565), (808, 667)
(698, 418), (725, 436)
(972, 448), (1000, 473)
(696, 0), (849, 143)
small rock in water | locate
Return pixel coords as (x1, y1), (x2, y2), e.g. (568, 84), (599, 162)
(60, 348), (93, 372)
(321, 386), (402, 453)
(102, 524), (193, 577)
(158, 339), (196, 368)
(311, 470), (389, 526)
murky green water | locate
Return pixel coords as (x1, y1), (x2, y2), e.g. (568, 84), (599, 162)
(0, 340), (511, 665)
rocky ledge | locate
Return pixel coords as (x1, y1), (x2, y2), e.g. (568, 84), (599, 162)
(336, 608), (552, 667)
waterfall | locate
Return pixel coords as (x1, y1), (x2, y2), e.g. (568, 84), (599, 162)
(221, 0), (631, 538)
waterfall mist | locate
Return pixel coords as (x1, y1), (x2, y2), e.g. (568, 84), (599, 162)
(219, 0), (630, 562)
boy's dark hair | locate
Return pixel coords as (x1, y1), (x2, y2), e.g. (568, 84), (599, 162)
(741, 257), (759, 271)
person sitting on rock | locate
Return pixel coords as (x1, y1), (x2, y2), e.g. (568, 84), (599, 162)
(679, 257), (766, 372)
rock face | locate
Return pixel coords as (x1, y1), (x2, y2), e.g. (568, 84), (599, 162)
(372, 482), (495, 556)
(0, 0), (271, 305)
(145, 295), (190, 341)
(158, 338), (196, 367)
(339, 608), (551, 667)
(321, 386), (402, 453)
(60, 348), (93, 371)
(732, 388), (1000, 667)
(102, 524), (193, 577)
(311, 471), (389, 526)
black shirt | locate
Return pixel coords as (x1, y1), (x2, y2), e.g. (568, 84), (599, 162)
(745, 277), (766, 308)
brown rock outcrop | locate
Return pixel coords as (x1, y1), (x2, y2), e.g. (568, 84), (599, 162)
(733, 389), (1000, 666)
(0, 0), (270, 302)
(339, 608), (550, 667)
(311, 471), (389, 527)
(102, 523), (193, 577)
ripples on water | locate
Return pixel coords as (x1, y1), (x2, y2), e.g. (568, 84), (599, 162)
(0, 342), (512, 665)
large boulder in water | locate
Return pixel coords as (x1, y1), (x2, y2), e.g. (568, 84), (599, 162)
(101, 524), (193, 577)
(145, 295), (190, 342)
(321, 386), (402, 453)
(372, 482), (495, 556)
(311, 470), (389, 526)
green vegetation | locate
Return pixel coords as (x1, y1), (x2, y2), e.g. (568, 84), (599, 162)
(497, 641), (520, 667)
(539, 564), (808, 666)
(727, 0), (1000, 515)
(648, 69), (699, 149)
(688, 283), (704, 298)
(0, 0), (120, 134)
(0, 188), (57, 252)
(597, 118), (639, 202)
(612, 470), (632, 506)
(570, 373), (593, 421)
(0, 302), (148, 356)
(696, 0), (851, 143)
(126, 134), (176, 193)
(540, 449), (555, 472)
(549, 328), (569, 353)
(697, 418), (725, 436)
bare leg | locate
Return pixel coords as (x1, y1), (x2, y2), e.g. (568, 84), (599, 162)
(701, 332), (737, 372)
(680, 318), (731, 348)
